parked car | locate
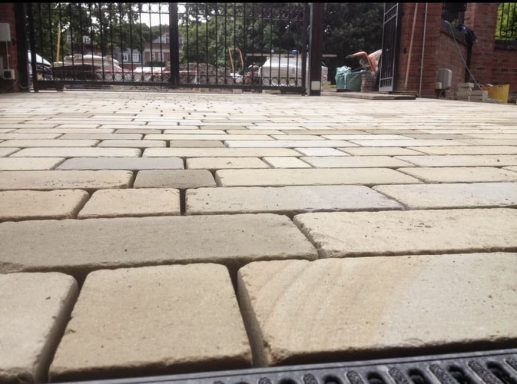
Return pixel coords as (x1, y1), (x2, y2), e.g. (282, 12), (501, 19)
(259, 54), (328, 86)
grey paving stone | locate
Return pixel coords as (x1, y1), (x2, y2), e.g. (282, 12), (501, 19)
(396, 155), (517, 167)
(0, 272), (78, 383)
(301, 156), (413, 168)
(49, 264), (251, 381)
(144, 148), (300, 157)
(263, 157), (311, 168)
(0, 171), (133, 190)
(399, 167), (517, 182)
(294, 208), (517, 257)
(186, 186), (402, 215)
(0, 214), (317, 277)
(0, 140), (98, 147)
(187, 157), (269, 169)
(225, 140), (356, 148)
(374, 183), (517, 209)
(0, 190), (89, 220)
(238, 253), (517, 366)
(216, 168), (420, 187)
(97, 140), (166, 148)
(134, 170), (215, 188)
(0, 147), (19, 156)
(0, 157), (64, 170)
(78, 188), (180, 218)
(58, 157), (184, 170)
(12, 148), (141, 157)
(340, 147), (424, 156)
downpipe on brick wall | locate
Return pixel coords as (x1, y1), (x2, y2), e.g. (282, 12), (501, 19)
(418, 3), (428, 97)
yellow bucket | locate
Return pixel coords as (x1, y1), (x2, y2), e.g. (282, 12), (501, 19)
(482, 84), (510, 104)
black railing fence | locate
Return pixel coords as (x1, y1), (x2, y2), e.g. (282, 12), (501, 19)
(496, 2), (517, 49)
(27, 2), (313, 92)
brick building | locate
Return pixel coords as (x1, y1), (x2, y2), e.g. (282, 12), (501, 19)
(395, 3), (517, 98)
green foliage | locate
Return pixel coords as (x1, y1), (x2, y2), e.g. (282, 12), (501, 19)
(496, 3), (517, 40)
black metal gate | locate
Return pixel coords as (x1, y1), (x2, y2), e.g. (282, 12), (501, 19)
(26, 3), (309, 94)
(379, 3), (401, 92)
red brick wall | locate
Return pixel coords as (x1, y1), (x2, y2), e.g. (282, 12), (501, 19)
(397, 2), (517, 97)
(0, 3), (18, 92)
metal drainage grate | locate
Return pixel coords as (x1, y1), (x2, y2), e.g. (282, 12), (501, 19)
(67, 348), (517, 384)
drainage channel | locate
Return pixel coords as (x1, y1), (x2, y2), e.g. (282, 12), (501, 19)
(60, 348), (517, 384)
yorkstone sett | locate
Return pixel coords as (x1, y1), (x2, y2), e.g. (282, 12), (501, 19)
(238, 253), (517, 366)
(0, 273), (78, 383)
(49, 264), (251, 381)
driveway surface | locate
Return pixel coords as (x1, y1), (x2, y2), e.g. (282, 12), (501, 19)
(0, 90), (516, 382)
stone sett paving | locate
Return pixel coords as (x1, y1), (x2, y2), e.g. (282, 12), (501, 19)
(1, 90), (517, 382)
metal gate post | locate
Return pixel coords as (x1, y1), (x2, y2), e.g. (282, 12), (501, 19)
(169, 3), (180, 88)
(307, 3), (323, 96)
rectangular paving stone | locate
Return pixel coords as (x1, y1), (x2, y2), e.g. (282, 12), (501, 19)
(263, 157), (311, 168)
(0, 190), (89, 220)
(134, 170), (215, 188)
(49, 265), (251, 381)
(187, 186), (402, 215)
(12, 147), (141, 157)
(0, 140), (98, 147)
(0, 147), (19, 157)
(187, 157), (269, 169)
(294, 148), (349, 156)
(0, 272), (78, 383)
(168, 140), (225, 148)
(301, 156), (413, 168)
(294, 208), (517, 257)
(411, 146), (517, 155)
(237, 253), (517, 366)
(374, 183), (517, 209)
(0, 214), (317, 277)
(225, 140), (356, 148)
(78, 188), (179, 218)
(0, 171), (133, 190)
(396, 155), (517, 167)
(58, 157), (184, 170)
(216, 168), (420, 187)
(144, 148), (300, 157)
(0, 157), (64, 170)
(340, 147), (424, 156)
(399, 167), (517, 182)
(97, 140), (166, 148)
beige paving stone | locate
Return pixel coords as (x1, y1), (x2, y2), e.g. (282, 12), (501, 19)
(0, 272), (78, 383)
(225, 140), (356, 148)
(396, 154), (517, 167)
(0, 170), (133, 190)
(294, 208), (517, 257)
(187, 186), (402, 215)
(0, 214), (317, 276)
(399, 167), (517, 182)
(0, 157), (64, 170)
(340, 147), (423, 156)
(58, 157), (184, 170)
(301, 156), (413, 168)
(134, 170), (215, 188)
(237, 253), (517, 366)
(59, 133), (142, 140)
(0, 190), (89, 220)
(97, 140), (166, 148)
(0, 140), (98, 147)
(187, 157), (268, 169)
(49, 264), (251, 381)
(0, 147), (19, 156)
(12, 147), (141, 157)
(0, 133), (62, 139)
(374, 183), (517, 209)
(411, 146), (517, 155)
(294, 148), (349, 156)
(348, 139), (466, 147)
(145, 148), (300, 157)
(78, 188), (179, 218)
(216, 168), (420, 187)
(263, 157), (311, 168)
